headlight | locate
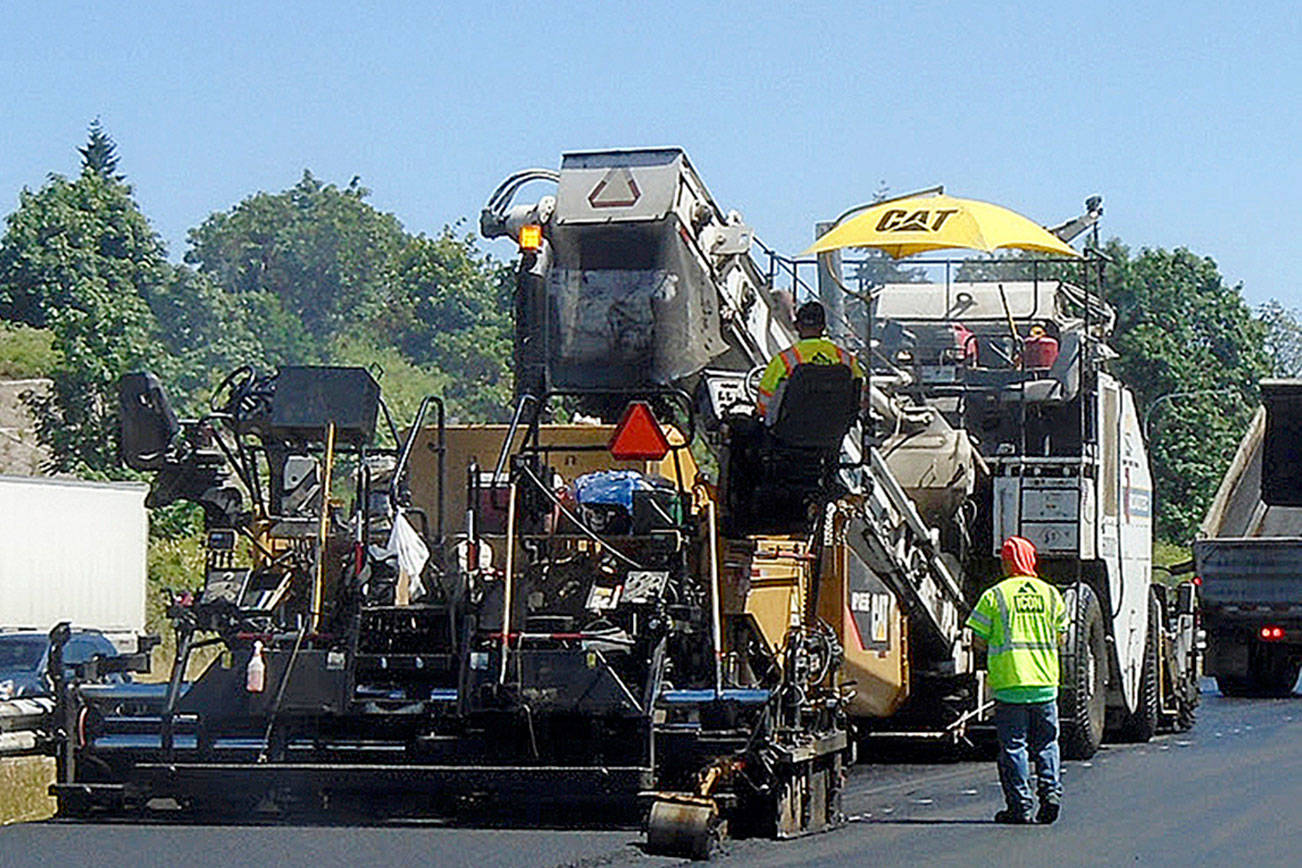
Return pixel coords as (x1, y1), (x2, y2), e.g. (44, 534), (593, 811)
(0, 679), (13, 700)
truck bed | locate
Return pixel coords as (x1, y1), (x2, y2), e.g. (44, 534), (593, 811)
(1194, 537), (1302, 609)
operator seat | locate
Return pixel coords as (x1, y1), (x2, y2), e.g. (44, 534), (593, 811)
(723, 364), (861, 536)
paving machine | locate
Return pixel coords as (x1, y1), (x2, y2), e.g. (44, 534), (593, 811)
(47, 148), (1199, 857)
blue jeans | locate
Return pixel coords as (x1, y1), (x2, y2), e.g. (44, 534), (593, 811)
(994, 699), (1062, 816)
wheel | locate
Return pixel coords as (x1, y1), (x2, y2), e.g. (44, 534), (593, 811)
(1216, 674), (1251, 697)
(1115, 593), (1161, 742)
(1248, 652), (1300, 698)
(646, 799), (719, 860)
(1058, 583), (1108, 760)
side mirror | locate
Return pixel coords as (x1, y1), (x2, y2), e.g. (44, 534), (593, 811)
(119, 371), (179, 471)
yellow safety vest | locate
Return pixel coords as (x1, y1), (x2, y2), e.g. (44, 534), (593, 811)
(756, 337), (864, 418)
(966, 575), (1067, 697)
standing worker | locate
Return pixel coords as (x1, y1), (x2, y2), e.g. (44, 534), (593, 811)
(967, 536), (1068, 825)
(755, 300), (863, 420)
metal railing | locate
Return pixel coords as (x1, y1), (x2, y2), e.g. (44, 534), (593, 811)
(0, 696), (55, 757)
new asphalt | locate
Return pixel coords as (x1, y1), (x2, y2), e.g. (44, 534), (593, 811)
(4, 680), (1300, 867)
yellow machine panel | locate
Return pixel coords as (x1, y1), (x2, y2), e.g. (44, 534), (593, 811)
(816, 512), (910, 718)
(406, 423), (696, 537)
(721, 538), (811, 657)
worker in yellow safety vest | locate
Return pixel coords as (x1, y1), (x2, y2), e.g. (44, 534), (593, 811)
(966, 536), (1068, 825)
(755, 301), (864, 420)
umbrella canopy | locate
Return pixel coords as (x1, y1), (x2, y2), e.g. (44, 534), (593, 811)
(803, 193), (1080, 259)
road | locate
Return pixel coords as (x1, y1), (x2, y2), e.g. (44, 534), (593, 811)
(5, 681), (1302, 867)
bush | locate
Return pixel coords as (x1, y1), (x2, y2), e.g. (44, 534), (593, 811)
(0, 322), (57, 378)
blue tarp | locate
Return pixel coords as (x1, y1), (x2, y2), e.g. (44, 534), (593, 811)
(572, 470), (661, 510)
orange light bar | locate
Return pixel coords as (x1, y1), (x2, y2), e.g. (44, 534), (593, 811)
(518, 224), (543, 250)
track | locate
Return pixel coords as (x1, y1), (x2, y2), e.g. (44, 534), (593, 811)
(5, 680), (1302, 867)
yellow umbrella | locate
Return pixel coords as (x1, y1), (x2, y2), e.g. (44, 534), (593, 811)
(803, 193), (1080, 259)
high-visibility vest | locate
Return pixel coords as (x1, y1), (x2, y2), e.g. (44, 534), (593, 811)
(966, 575), (1067, 693)
(756, 337), (864, 417)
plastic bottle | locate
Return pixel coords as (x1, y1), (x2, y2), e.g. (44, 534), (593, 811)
(246, 640), (266, 693)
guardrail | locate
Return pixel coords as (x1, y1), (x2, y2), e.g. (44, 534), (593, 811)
(0, 697), (55, 756)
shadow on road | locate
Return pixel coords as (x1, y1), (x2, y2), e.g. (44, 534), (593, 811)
(866, 818), (994, 826)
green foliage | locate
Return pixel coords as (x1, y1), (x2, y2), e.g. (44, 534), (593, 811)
(138, 264), (263, 401)
(185, 171), (407, 348)
(0, 169), (176, 475)
(330, 332), (450, 445)
(0, 322), (56, 378)
(78, 118), (121, 180)
(384, 230), (514, 421)
(145, 531), (206, 674)
(1257, 300), (1302, 377)
(1104, 241), (1269, 542)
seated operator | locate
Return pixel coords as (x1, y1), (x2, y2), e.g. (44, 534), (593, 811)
(755, 300), (865, 421)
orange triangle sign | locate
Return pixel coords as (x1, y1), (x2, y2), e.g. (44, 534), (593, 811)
(609, 402), (670, 461)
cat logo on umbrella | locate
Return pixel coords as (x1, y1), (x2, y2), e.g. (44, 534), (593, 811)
(805, 192), (1079, 259)
(874, 208), (959, 233)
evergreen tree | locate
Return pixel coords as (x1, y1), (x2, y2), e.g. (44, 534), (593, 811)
(78, 118), (121, 180)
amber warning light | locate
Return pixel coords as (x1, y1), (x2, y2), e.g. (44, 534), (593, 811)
(609, 402), (671, 461)
(518, 224), (543, 250)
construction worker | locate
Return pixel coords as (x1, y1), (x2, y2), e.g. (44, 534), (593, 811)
(966, 536), (1068, 825)
(755, 300), (864, 420)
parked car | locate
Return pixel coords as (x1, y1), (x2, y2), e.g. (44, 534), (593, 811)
(0, 630), (128, 699)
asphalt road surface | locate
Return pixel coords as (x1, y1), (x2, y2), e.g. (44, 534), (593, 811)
(5, 680), (1302, 868)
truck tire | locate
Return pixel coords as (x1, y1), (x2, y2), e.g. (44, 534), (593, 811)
(1216, 674), (1251, 697)
(1059, 583), (1107, 760)
(1248, 650), (1300, 698)
(1115, 594), (1161, 742)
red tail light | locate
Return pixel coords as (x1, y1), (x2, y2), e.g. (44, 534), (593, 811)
(1260, 625), (1286, 641)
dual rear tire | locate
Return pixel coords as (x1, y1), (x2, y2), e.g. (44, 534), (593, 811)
(1058, 583), (1108, 760)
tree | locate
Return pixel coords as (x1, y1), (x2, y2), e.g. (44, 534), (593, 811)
(0, 168), (175, 474)
(184, 172), (407, 353)
(79, 118), (121, 180)
(381, 230), (514, 420)
(1257, 300), (1302, 377)
(1104, 241), (1269, 541)
(138, 264), (263, 398)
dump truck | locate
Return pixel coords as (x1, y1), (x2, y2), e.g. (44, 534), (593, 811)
(1195, 380), (1302, 697)
(43, 149), (1198, 858)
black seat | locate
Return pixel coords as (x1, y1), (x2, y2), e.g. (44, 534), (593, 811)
(722, 363), (861, 536)
(766, 364), (861, 449)
(119, 371), (180, 471)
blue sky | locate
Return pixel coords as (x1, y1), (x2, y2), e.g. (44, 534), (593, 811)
(1, 1), (1298, 306)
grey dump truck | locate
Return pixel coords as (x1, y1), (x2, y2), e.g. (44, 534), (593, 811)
(1195, 380), (1302, 696)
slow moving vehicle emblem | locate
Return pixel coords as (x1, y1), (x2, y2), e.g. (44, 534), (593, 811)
(588, 167), (641, 208)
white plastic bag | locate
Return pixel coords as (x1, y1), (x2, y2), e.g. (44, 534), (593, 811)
(370, 509), (430, 599)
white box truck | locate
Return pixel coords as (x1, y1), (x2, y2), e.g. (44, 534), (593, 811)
(0, 476), (148, 650)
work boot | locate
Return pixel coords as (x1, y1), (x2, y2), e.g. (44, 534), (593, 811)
(1036, 800), (1060, 824)
(994, 808), (1032, 825)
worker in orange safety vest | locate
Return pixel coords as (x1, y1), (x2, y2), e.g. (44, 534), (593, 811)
(755, 301), (864, 420)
